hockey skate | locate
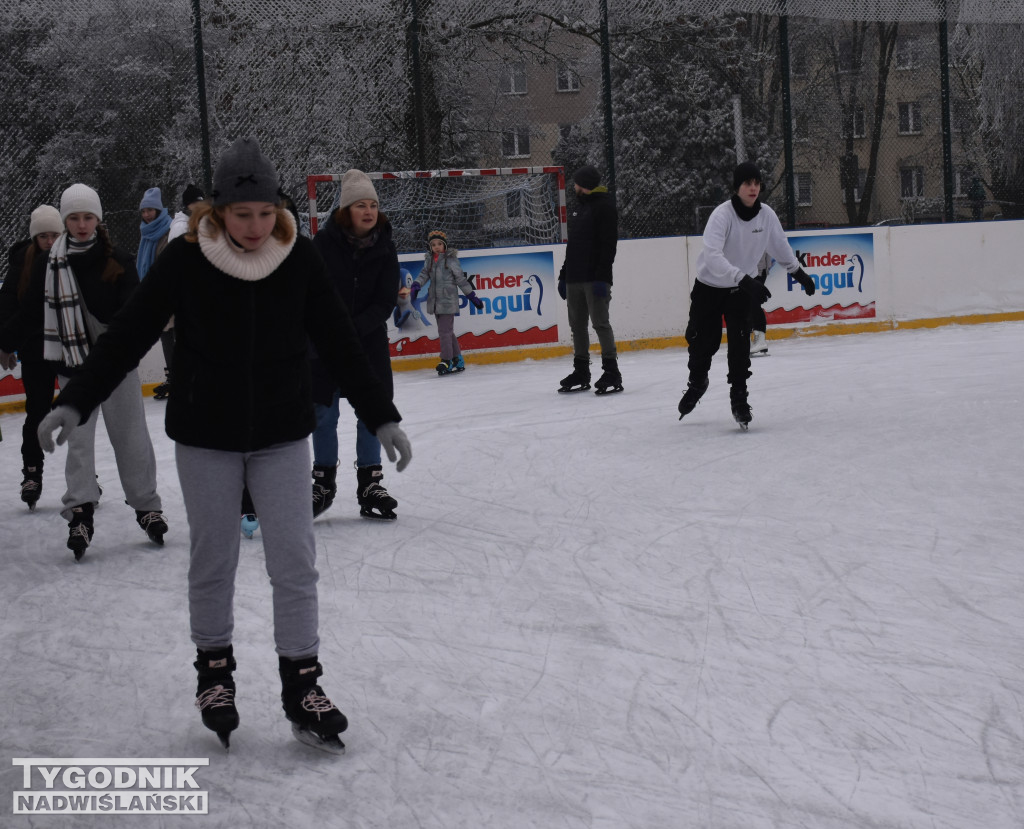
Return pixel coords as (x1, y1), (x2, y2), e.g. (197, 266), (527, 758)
(750, 330), (769, 357)
(312, 465), (338, 518)
(452, 355), (466, 372)
(20, 466), (42, 510)
(730, 386), (753, 431)
(240, 514), (260, 539)
(194, 647), (239, 750)
(677, 376), (709, 420)
(558, 356), (591, 393)
(357, 464), (397, 520)
(279, 656), (347, 755)
(136, 510), (168, 545)
(67, 503), (94, 561)
(153, 368), (171, 400)
(593, 357), (623, 395)
(436, 359), (456, 376)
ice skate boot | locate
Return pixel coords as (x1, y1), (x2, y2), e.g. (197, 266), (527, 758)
(677, 375), (709, 420)
(153, 368), (171, 400)
(20, 466), (42, 510)
(312, 465), (338, 518)
(357, 464), (397, 520)
(730, 386), (753, 431)
(194, 647), (239, 750)
(436, 359), (455, 376)
(593, 357), (623, 395)
(67, 503), (94, 561)
(136, 510), (168, 545)
(558, 356), (591, 393)
(279, 656), (348, 754)
(240, 514), (260, 539)
(750, 330), (769, 357)
(452, 355), (466, 372)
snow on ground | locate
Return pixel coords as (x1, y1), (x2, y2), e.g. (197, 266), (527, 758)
(1, 323), (1022, 828)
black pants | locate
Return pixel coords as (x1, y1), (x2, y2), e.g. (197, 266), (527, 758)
(748, 274), (767, 333)
(685, 280), (751, 389)
(20, 359), (60, 469)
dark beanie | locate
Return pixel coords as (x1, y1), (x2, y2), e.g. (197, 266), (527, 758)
(573, 165), (601, 190)
(182, 184), (205, 208)
(732, 162), (762, 191)
(212, 138), (281, 206)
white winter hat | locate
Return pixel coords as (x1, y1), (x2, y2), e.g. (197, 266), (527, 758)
(29, 205), (63, 237)
(60, 183), (103, 222)
(338, 169), (379, 210)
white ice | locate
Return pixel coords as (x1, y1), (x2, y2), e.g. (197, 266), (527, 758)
(1, 323), (1022, 828)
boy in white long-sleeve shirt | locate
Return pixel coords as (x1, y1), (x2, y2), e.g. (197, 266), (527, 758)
(678, 162), (816, 428)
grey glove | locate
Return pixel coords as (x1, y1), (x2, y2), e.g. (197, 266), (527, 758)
(0, 350), (17, 371)
(376, 422), (412, 472)
(38, 405), (81, 453)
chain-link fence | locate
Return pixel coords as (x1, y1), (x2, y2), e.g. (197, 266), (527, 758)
(2, 0), (1023, 279)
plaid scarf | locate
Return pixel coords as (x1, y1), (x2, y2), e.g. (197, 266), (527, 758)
(42, 233), (93, 367)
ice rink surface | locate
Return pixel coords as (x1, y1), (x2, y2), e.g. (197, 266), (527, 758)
(1, 323), (1022, 828)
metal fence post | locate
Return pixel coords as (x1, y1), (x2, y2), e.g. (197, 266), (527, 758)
(778, 5), (796, 229)
(938, 3), (955, 222)
(190, 0), (213, 192)
(599, 0), (616, 193)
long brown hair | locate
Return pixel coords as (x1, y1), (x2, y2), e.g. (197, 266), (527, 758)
(17, 241), (40, 299)
(96, 225), (124, 283)
(186, 201), (296, 246)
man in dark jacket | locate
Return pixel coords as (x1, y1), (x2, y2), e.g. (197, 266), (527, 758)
(557, 165), (622, 394)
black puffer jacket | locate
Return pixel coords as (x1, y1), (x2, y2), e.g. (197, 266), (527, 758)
(54, 233), (400, 452)
(559, 187), (618, 285)
(310, 212), (399, 406)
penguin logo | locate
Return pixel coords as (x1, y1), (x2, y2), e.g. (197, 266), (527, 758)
(850, 254), (865, 292)
(524, 274), (544, 315)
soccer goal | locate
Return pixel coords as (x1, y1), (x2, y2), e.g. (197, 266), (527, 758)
(306, 166), (567, 253)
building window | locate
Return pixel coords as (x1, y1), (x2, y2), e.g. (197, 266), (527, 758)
(850, 105), (866, 139)
(502, 126), (531, 158)
(898, 101), (922, 134)
(794, 172), (813, 206)
(793, 111), (810, 142)
(900, 167), (924, 198)
(556, 62), (580, 92)
(506, 190), (522, 217)
(500, 62), (527, 95)
(895, 36), (920, 69)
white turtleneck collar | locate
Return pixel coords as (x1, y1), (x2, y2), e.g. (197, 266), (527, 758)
(197, 210), (297, 282)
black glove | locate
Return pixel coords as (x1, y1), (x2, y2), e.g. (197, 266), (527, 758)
(591, 281), (609, 299)
(557, 279), (566, 300)
(739, 275), (771, 304)
(793, 268), (816, 296)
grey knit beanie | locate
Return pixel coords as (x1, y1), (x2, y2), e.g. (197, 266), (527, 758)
(338, 169), (379, 209)
(212, 137), (281, 206)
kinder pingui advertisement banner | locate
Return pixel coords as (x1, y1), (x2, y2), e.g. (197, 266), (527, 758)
(766, 232), (875, 323)
(390, 250), (558, 357)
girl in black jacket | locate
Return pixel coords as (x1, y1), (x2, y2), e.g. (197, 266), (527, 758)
(309, 168), (401, 520)
(39, 139), (412, 754)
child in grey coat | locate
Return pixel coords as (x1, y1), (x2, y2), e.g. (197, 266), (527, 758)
(411, 230), (483, 375)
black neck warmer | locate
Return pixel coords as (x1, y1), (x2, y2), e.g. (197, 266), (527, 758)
(731, 194), (762, 221)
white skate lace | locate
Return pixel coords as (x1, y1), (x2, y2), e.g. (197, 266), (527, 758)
(68, 524), (91, 543)
(301, 689), (339, 720)
(195, 685), (234, 711)
(137, 511), (164, 530)
(21, 480), (40, 494)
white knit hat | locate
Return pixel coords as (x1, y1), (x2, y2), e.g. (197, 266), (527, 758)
(338, 169), (379, 209)
(60, 183), (103, 222)
(29, 205), (63, 237)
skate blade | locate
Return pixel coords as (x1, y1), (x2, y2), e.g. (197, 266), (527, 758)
(736, 421), (750, 431)
(217, 732), (232, 751)
(557, 384), (591, 393)
(291, 724), (346, 755)
(594, 385), (623, 395)
(360, 507), (397, 521)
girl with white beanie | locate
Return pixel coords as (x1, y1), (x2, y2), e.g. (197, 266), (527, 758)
(0, 204), (64, 508)
(38, 138), (412, 755)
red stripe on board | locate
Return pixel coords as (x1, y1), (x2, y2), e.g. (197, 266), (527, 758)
(390, 326), (558, 358)
(766, 302), (876, 325)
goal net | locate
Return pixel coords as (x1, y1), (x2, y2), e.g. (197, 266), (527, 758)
(306, 167), (567, 253)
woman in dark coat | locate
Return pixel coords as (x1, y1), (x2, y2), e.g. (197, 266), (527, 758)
(309, 168), (401, 520)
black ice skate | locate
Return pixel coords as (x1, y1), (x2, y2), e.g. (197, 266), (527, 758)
(677, 376), (710, 420)
(558, 356), (591, 393)
(67, 503), (95, 561)
(279, 656), (347, 755)
(730, 387), (753, 431)
(436, 359), (456, 376)
(194, 647), (239, 750)
(20, 466), (42, 510)
(136, 510), (168, 545)
(312, 465), (338, 518)
(357, 464), (397, 520)
(153, 368), (171, 400)
(593, 357), (623, 395)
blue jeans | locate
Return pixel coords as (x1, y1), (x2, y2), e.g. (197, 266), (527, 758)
(312, 390), (381, 468)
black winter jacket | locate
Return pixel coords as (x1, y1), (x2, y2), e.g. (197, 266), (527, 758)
(0, 241), (139, 365)
(54, 234), (400, 453)
(310, 213), (399, 406)
(559, 187), (618, 285)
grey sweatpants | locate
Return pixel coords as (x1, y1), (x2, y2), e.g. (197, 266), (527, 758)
(59, 369), (161, 521)
(566, 281), (617, 360)
(436, 314), (462, 361)
(175, 439), (320, 658)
